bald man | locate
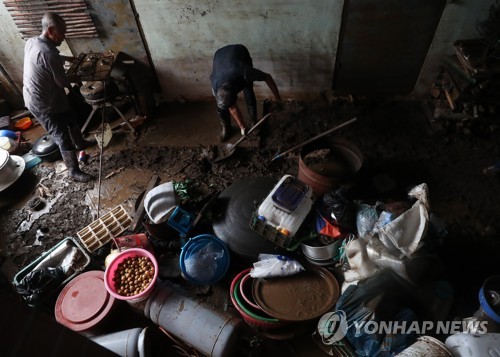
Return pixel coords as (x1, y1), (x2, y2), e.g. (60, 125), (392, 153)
(23, 12), (94, 182)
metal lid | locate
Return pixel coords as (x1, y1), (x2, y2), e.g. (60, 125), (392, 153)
(32, 135), (59, 156)
(55, 271), (116, 332)
(212, 177), (286, 260)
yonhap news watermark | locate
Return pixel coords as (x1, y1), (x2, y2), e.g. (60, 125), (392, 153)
(317, 310), (488, 345)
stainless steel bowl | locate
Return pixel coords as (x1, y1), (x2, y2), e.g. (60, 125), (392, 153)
(300, 238), (342, 260)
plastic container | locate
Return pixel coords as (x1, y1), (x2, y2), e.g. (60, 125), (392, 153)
(144, 281), (243, 357)
(239, 272), (262, 310)
(0, 136), (18, 153)
(298, 138), (363, 197)
(104, 248), (158, 303)
(271, 176), (309, 213)
(445, 333), (500, 356)
(396, 336), (453, 356)
(257, 174), (313, 238)
(479, 275), (500, 324)
(167, 206), (195, 235)
(179, 234), (230, 285)
(0, 129), (17, 139)
(91, 327), (146, 357)
(249, 213), (294, 249)
(230, 268), (288, 331)
(55, 270), (118, 334)
(15, 117), (32, 130)
(13, 237), (91, 305)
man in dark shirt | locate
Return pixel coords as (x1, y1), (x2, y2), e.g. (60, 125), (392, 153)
(23, 12), (94, 182)
(210, 44), (281, 142)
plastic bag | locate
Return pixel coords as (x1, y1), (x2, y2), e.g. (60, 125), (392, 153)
(335, 269), (420, 356)
(15, 267), (66, 305)
(320, 188), (356, 230)
(250, 254), (304, 278)
(184, 242), (224, 282)
(356, 203), (380, 238)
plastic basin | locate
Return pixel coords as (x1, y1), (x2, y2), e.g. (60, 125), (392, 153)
(180, 234), (230, 285)
(15, 117), (32, 130)
(229, 268), (288, 330)
(104, 248), (158, 302)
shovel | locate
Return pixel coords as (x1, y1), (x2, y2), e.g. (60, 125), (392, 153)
(213, 112), (273, 163)
(271, 117), (357, 162)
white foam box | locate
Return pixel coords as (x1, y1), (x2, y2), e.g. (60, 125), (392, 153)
(257, 174), (313, 237)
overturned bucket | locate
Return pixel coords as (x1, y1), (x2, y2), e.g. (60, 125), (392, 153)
(298, 138), (363, 197)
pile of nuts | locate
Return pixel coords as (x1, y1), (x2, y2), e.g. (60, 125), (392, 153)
(113, 255), (155, 297)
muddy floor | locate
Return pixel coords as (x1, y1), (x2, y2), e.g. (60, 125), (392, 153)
(1, 97), (500, 352)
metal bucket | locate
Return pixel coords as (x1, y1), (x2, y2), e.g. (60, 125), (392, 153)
(298, 138), (362, 197)
(397, 336), (453, 356)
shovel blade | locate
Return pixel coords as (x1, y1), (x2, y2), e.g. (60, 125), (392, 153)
(213, 144), (235, 163)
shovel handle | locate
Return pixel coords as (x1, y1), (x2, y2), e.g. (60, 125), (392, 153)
(232, 112), (273, 147)
(272, 117), (357, 161)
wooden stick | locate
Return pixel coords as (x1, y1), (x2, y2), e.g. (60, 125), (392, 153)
(5, 0), (84, 4)
(11, 13), (89, 18)
(9, 8), (87, 16)
(271, 117), (358, 162)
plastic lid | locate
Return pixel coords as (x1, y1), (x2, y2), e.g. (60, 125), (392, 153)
(55, 271), (116, 332)
(179, 234), (230, 285)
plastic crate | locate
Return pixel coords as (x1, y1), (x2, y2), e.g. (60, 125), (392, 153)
(13, 237), (91, 305)
(77, 205), (132, 252)
(249, 213), (295, 249)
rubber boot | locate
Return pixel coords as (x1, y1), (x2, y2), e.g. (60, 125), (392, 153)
(219, 115), (232, 142)
(61, 150), (94, 182)
(69, 125), (97, 150)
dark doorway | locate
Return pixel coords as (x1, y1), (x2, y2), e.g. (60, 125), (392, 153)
(333, 0), (447, 94)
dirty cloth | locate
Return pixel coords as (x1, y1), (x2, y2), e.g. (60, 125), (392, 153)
(344, 183), (430, 287)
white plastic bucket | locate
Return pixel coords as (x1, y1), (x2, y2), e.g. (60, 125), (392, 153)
(144, 281), (243, 357)
(396, 336), (453, 356)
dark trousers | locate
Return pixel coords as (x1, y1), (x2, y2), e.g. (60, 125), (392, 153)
(32, 110), (80, 151)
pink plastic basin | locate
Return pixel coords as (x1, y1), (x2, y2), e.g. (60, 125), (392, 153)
(104, 248), (158, 302)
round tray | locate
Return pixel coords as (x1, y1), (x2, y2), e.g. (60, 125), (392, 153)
(252, 266), (340, 321)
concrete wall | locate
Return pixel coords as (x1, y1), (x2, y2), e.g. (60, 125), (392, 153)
(0, 0), (496, 105)
(133, 0), (344, 101)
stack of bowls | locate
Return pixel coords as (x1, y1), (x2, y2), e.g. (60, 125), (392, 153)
(230, 268), (288, 330)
